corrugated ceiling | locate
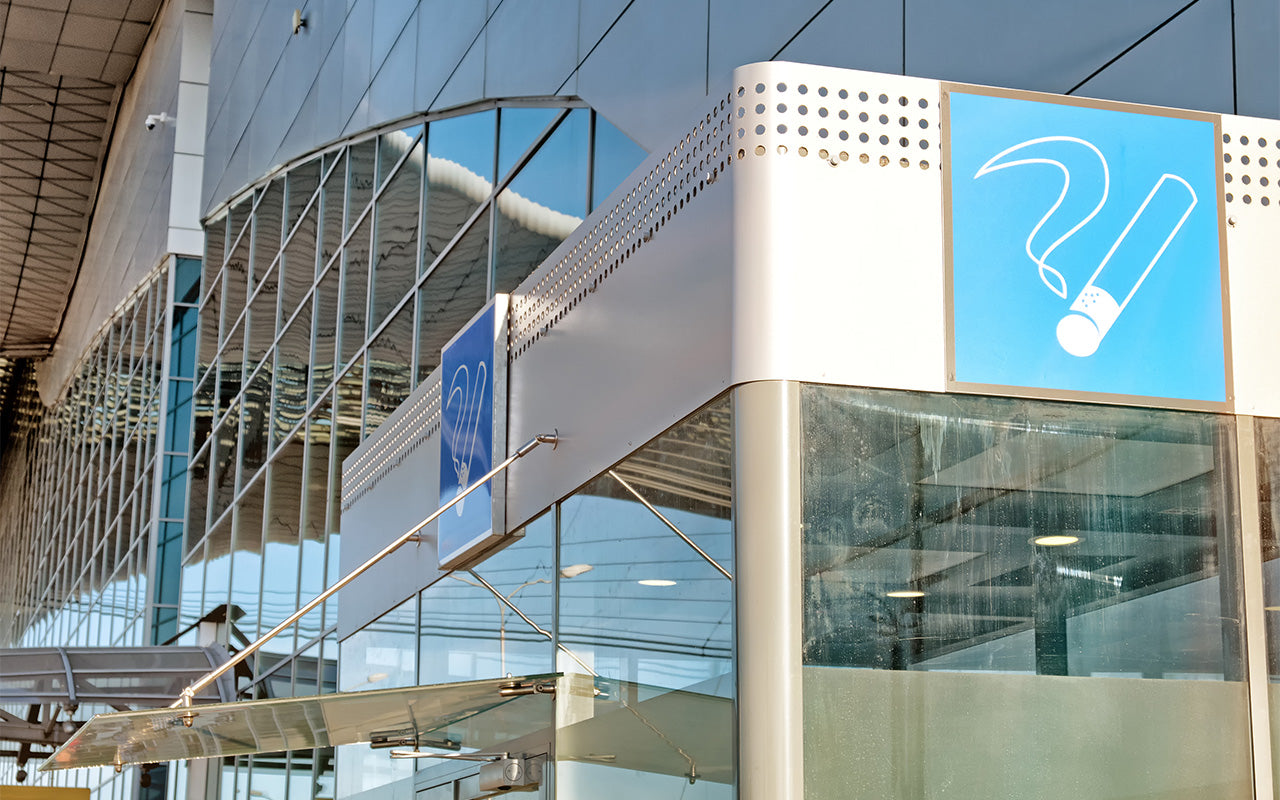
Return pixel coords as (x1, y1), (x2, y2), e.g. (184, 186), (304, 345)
(0, 0), (161, 358)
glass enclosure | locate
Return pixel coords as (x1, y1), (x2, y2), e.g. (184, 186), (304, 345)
(801, 384), (1250, 799)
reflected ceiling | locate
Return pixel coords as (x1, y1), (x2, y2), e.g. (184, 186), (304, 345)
(0, 0), (161, 358)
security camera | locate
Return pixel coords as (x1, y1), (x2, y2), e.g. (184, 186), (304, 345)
(145, 112), (173, 130)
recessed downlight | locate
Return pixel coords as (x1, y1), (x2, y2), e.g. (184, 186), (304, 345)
(638, 579), (677, 587)
(1032, 535), (1081, 547)
(885, 590), (926, 598)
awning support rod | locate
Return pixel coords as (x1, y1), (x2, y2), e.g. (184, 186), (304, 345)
(607, 470), (733, 581)
(172, 432), (560, 709)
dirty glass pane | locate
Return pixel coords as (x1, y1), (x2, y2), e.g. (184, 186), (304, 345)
(801, 385), (1250, 800)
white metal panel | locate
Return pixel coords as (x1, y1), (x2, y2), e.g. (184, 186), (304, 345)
(729, 61), (947, 393)
(1221, 114), (1280, 418)
(337, 375), (446, 638)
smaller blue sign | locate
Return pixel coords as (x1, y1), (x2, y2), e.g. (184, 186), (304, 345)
(438, 301), (498, 568)
(948, 91), (1226, 403)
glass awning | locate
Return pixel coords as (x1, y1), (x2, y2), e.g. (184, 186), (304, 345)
(1, 647), (235, 709)
(40, 674), (558, 772)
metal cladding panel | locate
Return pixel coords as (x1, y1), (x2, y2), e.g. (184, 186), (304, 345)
(337, 374), (445, 639)
(1221, 115), (1280, 418)
(505, 99), (737, 533)
(729, 62), (948, 393)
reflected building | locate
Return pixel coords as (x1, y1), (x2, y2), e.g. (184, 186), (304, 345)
(1, 3), (1280, 800)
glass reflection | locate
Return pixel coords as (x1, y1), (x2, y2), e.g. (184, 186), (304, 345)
(346, 140), (377, 234)
(801, 386), (1242, 679)
(592, 113), (646, 211)
(280, 204), (317, 325)
(498, 107), (560, 181)
(260, 443), (305, 645)
(494, 109), (588, 295)
(423, 110), (495, 269)
(416, 209), (489, 383)
(339, 216), (370, 367)
(365, 305), (413, 435)
(556, 397), (733, 797)
(371, 140), (421, 328)
(320, 152), (347, 273)
(311, 264), (339, 401)
(273, 300), (312, 447)
(419, 513), (554, 685)
(253, 180), (284, 289)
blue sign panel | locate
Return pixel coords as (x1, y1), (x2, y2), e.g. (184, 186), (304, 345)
(439, 301), (498, 567)
(949, 91), (1225, 402)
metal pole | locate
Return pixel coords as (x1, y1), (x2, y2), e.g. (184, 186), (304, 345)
(607, 470), (733, 581)
(171, 432), (559, 708)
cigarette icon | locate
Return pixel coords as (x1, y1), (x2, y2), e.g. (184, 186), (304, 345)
(1055, 174), (1197, 357)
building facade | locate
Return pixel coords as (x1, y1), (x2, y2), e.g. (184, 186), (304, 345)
(3, 2), (1280, 800)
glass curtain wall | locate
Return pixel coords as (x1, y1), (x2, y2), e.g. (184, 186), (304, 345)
(186, 103), (644, 800)
(331, 397), (734, 800)
(0, 260), (196, 798)
(800, 384), (1250, 799)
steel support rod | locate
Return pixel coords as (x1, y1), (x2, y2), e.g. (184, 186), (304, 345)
(171, 432), (559, 708)
(464, 569), (598, 677)
(607, 470), (733, 581)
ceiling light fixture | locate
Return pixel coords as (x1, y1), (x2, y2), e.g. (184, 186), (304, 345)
(885, 590), (926, 598)
(1032, 534), (1081, 547)
(638, 579), (676, 587)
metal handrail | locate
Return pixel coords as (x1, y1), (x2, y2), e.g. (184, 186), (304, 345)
(171, 432), (559, 709)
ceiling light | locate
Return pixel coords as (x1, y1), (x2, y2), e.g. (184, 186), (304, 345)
(638, 579), (676, 587)
(560, 563), (594, 579)
(885, 590), (926, 598)
(1032, 535), (1080, 547)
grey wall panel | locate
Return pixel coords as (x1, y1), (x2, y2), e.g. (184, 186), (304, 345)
(577, 0), (632, 64)
(340, 2), (374, 133)
(1235, 0), (1280, 118)
(574, 0), (711, 152)
(336, 382), (447, 639)
(1073, 0), (1235, 114)
(430, 36), (486, 111)
(707, 0), (829, 83)
(367, 7), (420, 130)
(505, 163), (734, 535)
(483, 0), (579, 98)
(413, 0), (488, 112)
(774, 0), (903, 75)
(905, 0), (1197, 96)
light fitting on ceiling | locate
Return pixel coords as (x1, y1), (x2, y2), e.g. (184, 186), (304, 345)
(1032, 534), (1081, 547)
(885, 590), (926, 598)
(637, 579), (676, 587)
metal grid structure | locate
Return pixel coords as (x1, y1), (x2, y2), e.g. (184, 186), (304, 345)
(0, 0), (163, 358)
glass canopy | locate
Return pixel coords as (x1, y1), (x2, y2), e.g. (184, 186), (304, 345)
(40, 673), (559, 772)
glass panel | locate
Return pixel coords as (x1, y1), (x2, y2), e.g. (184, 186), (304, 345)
(347, 140), (377, 234)
(339, 215), (371, 367)
(261, 447), (304, 645)
(365, 304), (413, 435)
(165, 379), (193, 452)
(222, 231), (250, 348)
(203, 517), (232, 621)
(253, 180), (284, 288)
(416, 208), (490, 383)
(556, 396), (733, 798)
(204, 217), (227, 297)
(245, 264), (278, 371)
(286, 157), (321, 231)
(371, 138), (422, 331)
(210, 402), (241, 522)
(296, 397), (332, 643)
(186, 447), (210, 550)
(44, 675), (556, 771)
(171, 304), (198, 381)
(592, 113), (647, 211)
(800, 386), (1249, 799)
(494, 109), (588, 295)
(281, 203), (318, 325)
(230, 478), (266, 643)
(175, 256), (202, 306)
(273, 298), (312, 448)
(312, 264), (340, 401)
(240, 355), (273, 483)
(424, 110), (495, 269)
(419, 513), (554, 685)
(498, 107), (560, 181)
(320, 151), (347, 274)
(379, 124), (422, 188)
(341, 596), (417, 692)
